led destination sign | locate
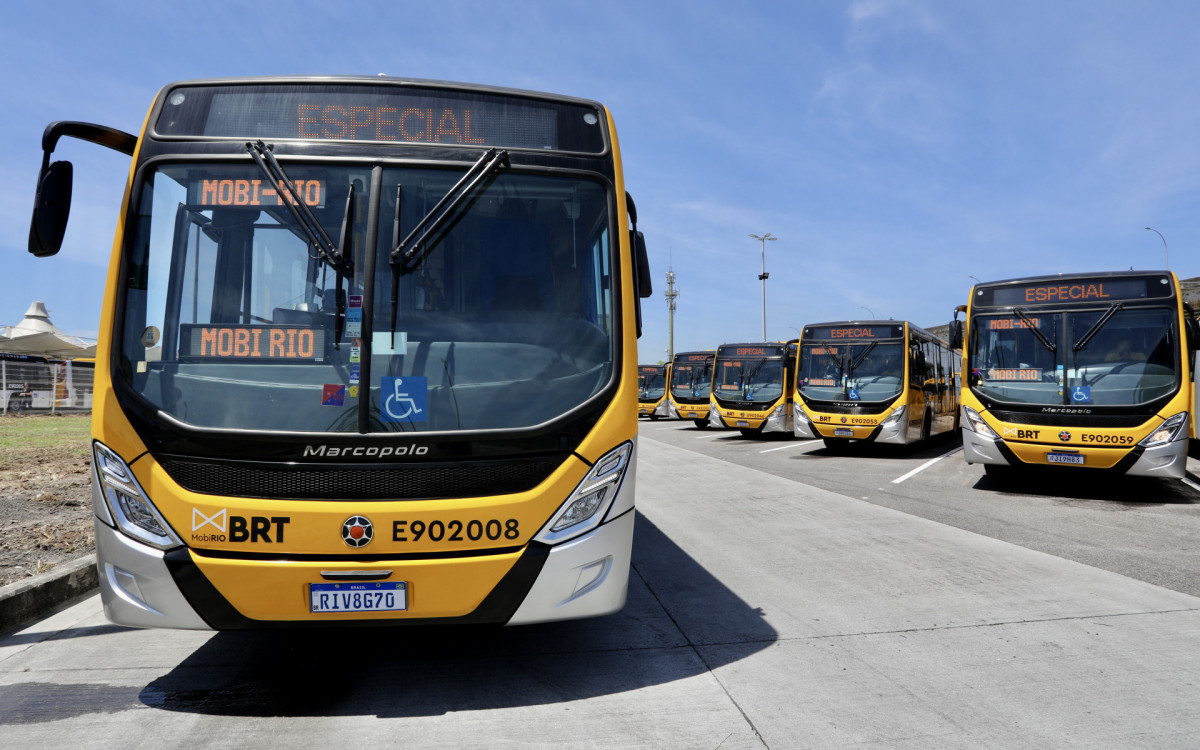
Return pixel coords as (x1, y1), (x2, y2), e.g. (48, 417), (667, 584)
(155, 83), (607, 153)
(805, 325), (904, 340)
(717, 344), (787, 358)
(178, 325), (326, 362)
(187, 177), (326, 208)
(981, 276), (1172, 307)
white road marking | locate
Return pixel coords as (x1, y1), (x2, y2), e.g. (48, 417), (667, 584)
(892, 446), (963, 484)
(759, 441), (819, 454)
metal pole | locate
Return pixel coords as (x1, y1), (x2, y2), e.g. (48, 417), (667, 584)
(750, 233), (776, 341)
(1145, 227), (1169, 270)
(665, 267), (678, 363)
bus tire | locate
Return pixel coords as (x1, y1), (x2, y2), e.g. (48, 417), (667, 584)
(694, 419), (708, 429)
(920, 411), (931, 444)
(822, 438), (847, 452)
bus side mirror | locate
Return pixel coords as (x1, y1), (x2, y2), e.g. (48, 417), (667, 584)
(634, 230), (652, 298)
(948, 319), (963, 350)
(29, 160), (73, 257)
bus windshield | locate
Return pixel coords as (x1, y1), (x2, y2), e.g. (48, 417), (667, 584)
(714, 358), (785, 402)
(671, 361), (712, 399)
(798, 341), (905, 402)
(639, 368), (666, 400)
(120, 162), (614, 432)
(970, 307), (1178, 406)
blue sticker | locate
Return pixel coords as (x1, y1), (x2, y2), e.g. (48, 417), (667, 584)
(848, 388), (860, 401)
(1070, 386), (1092, 404)
(381, 376), (428, 422)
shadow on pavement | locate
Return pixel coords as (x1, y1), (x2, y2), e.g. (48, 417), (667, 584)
(111, 511), (780, 718)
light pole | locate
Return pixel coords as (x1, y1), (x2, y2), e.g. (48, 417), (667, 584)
(750, 233), (776, 341)
(1145, 227), (1169, 270)
(860, 306), (874, 319)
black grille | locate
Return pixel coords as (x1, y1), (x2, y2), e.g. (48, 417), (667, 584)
(989, 410), (1148, 428)
(159, 457), (561, 500)
(712, 400), (774, 412)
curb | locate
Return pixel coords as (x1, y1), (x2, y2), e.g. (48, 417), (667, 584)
(0, 554), (98, 634)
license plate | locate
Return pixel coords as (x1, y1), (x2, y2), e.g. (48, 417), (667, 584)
(834, 428), (853, 437)
(1046, 452), (1085, 465)
(737, 420), (750, 427)
(309, 582), (407, 613)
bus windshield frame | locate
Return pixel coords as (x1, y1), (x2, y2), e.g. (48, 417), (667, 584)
(798, 337), (906, 404)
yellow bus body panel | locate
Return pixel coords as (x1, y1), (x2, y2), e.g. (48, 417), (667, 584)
(190, 548), (523, 621)
(137, 453), (591, 558)
(802, 402), (895, 439)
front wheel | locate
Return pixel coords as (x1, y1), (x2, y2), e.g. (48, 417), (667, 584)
(693, 419), (709, 429)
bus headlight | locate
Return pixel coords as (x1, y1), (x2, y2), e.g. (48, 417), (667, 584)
(961, 406), (998, 439)
(880, 405), (907, 427)
(1139, 412), (1188, 448)
(794, 406), (812, 425)
(94, 442), (182, 550)
(536, 442), (632, 545)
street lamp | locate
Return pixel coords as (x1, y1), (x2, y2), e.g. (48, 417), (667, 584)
(860, 306), (875, 319)
(750, 233), (776, 341)
(1145, 227), (1169, 270)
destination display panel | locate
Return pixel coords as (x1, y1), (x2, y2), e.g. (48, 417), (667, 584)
(153, 83), (607, 153)
(978, 276), (1173, 308)
(804, 324), (904, 340)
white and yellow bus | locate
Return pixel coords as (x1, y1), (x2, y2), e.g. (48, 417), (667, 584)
(709, 341), (797, 436)
(667, 349), (715, 427)
(637, 363), (670, 419)
(951, 271), (1195, 478)
(794, 321), (959, 449)
(27, 76), (652, 628)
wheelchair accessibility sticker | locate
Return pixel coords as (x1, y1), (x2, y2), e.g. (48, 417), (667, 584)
(381, 376), (427, 422)
(1070, 385), (1092, 404)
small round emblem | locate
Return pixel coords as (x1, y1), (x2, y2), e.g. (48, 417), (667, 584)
(1059, 431), (1071, 442)
(341, 516), (374, 547)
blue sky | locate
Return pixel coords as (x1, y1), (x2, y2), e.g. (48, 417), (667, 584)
(4, 1), (1200, 364)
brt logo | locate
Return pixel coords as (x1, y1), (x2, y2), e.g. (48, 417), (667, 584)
(191, 508), (290, 543)
(1003, 427), (1041, 440)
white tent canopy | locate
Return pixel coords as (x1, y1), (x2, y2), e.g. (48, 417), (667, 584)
(0, 301), (97, 359)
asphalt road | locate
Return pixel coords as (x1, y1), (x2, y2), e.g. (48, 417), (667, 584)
(3, 419), (1199, 748)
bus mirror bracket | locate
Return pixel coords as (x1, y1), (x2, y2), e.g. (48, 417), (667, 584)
(948, 304), (967, 350)
(28, 120), (137, 257)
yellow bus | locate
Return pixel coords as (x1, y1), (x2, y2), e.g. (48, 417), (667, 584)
(950, 271), (1195, 478)
(27, 76), (653, 628)
(709, 341), (797, 436)
(794, 321), (959, 449)
(637, 363), (670, 419)
(668, 349), (715, 427)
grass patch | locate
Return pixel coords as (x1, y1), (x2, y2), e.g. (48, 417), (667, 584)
(0, 414), (92, 469)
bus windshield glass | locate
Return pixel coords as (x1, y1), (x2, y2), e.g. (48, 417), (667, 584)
(714, 357), (785, 403)
(799, 341), (905, 402)
(970, 308), (1178, 406)
(639, 368), (666, 400)
(671, 360), (712, 400)
(119, 162), (614, 432)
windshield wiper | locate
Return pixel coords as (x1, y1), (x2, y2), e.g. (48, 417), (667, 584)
(246, 141), (352, 273)
(847, 341), (878, 375)
(1012, 307), (1057, 353)
(385, 148), (509, 343)
(246, 141), (356, 347)
(1072, 302), (1123, 352)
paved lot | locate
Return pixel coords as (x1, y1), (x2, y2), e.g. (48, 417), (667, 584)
(2, 423), (1199, 748)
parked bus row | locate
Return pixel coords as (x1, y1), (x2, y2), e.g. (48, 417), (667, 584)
(641, 320), (960, 449)
(643, 269), (1197, 480)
